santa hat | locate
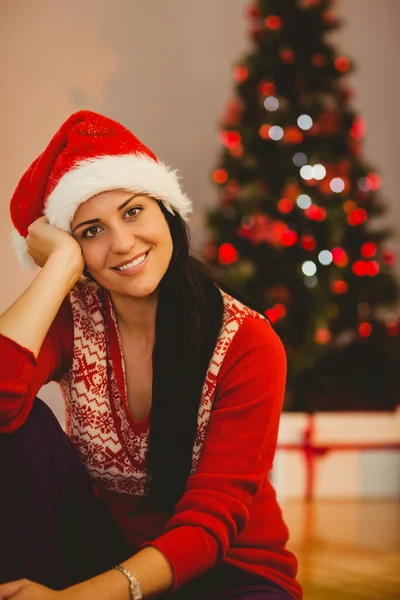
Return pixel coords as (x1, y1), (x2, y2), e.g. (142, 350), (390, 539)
(10, 110), (192, 269)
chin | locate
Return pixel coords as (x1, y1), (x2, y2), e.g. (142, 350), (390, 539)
(119, 278), (160, 299)
(128, 287), (158, 299)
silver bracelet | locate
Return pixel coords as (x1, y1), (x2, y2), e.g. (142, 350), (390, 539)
(113, 565), (143, 600)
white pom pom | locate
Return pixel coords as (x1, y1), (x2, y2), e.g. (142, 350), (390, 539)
(10, 229), (37, 270)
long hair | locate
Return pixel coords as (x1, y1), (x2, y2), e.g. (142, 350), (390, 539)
(146, 203), (224, 511)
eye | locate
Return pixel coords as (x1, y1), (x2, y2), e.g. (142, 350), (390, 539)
(82, 225), (101, 239)
(125, 206), (142, 219)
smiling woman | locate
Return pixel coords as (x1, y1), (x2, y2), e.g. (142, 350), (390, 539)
(0, 110), (302, 600)
(71, 192), (173, 300)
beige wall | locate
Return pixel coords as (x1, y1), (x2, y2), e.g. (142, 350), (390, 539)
(1, 0), (399, 421)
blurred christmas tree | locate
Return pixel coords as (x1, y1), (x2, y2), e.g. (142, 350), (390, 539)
(204, 0), (400, 411)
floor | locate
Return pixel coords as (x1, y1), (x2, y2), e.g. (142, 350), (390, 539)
(281, 500), (400, 600)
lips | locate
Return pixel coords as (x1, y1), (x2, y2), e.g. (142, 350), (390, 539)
(111, 250), (149, 270)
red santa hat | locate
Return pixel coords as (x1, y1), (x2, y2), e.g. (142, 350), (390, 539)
(10, 110), (192, 269)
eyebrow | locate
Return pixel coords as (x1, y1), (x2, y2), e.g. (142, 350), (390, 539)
(71, 195), (141, 233)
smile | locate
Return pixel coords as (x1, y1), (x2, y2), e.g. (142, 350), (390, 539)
(115, 251), (149, 271)
(112, 250), (150, 276)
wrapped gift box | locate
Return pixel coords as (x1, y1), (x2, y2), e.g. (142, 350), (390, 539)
(271, 411), (400, 500)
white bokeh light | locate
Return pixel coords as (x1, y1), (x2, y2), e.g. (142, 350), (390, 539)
(300, 165), (313, 180)
(297, 114), (313, 131)
(330, 177), (345, 193)
(293, 152), (307, 167)
(296, 194), (312, 209)
(304, 276), (318, 288)
(264, 96), (279, 111)
(302, 261), (317, 276)
(318, 250), (333, 265)
(312, 164), (327, 180)
(268, 125), (284, 140)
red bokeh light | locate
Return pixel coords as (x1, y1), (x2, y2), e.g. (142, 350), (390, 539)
(352, 260), (367, 276)
(261, 81), (277, 96)
(265, 303), (287, 323)
(278, 198), (294, 213)
(213, 169), (229, 184)
(315, 328), (332, 344)
(348, 208), (368, 226)
(275, 304), (287, 318)
(366, 261), (380, 276)
(387, 320), (400, 337)
(234, 65), (249, 83)
(279, 47), (295, 63)
(312, 53), (326, 67)
(350, 116), (366, 140)
(265, 15), (282, 30)
(218, 243), (238, 265)
(322, 11), (338, 25)
(335, 56), (350, 72)
(301, 235), (317, 252)
(361, 242), (377, 259)
(382, 250), (396, 266)
(331, 247), (348, 267)
(359, 322), (372, 337)
(259, 124), (270, 139)
(246, 3), (261, 20)
(219, 130), (241, 149)
(305, 205), (327, 221)
(330, 280), (348, 295)
(264, 307), (279, 323)
(280, 230), (298, 247)
(352, 260), (379, 276)
(283, 126), (303, 144)
(367, 172), (381, 191)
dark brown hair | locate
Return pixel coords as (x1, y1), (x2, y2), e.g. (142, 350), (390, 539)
(146, 203), (224, 511)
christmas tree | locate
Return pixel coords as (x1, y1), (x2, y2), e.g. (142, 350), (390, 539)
(204, 0), (400, 411)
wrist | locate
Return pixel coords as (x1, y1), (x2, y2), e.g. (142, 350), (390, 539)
(46, 249), (84, 287)
(113, 565), (142, 600)
(63, 569), (131, 600)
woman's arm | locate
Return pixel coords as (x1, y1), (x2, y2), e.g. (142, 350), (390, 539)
(67, 547), (174, 600)
(0, 217), (81, 431)
(73, 316), (286, 599)
(0, 317), (285, 600)
(0, 217), (83, 358)
(0, 547), (174, 600)
(0, 297), (73, 432)
(146, 316), (287, 591)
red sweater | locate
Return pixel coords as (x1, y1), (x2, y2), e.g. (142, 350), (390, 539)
(0, 299), (302, 599)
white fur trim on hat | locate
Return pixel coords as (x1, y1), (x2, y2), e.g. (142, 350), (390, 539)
(45, 153), (192, 231)
(10, 229), (37, 270)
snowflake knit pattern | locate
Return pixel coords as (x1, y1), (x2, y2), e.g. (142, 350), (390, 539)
(60, 281), (264, 496)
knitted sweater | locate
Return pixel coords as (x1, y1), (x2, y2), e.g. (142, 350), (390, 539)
(0, 283), (302, 599)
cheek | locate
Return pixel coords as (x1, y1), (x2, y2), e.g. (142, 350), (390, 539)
(160, 229), (173, 262)
(81, 242), (105, 269)
(148, 225), (173, 274)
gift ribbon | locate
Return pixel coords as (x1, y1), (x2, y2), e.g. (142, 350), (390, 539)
(277, 413), (400, 500)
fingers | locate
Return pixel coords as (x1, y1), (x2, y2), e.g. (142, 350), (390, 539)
(25, 245), (43, 268)
(27, 217), (45, 234)
(0, 579), (30, 599)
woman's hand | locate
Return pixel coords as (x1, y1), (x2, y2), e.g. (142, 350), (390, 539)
(26, 216), (83, 271)
(0, 580), (61, 600)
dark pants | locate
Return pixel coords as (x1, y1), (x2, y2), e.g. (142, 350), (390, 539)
(0, 398), (294, 599)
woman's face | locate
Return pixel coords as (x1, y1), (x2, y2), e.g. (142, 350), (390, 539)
(71, 190), (173, 298)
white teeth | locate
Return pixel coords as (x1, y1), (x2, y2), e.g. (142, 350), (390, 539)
(117, 252), (147, 271)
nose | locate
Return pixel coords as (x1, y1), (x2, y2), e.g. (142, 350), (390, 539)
(109, 226), (136, 255)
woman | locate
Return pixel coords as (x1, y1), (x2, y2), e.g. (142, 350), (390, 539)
(0, 111), (302, 600)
